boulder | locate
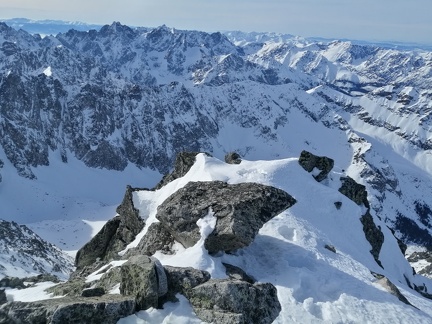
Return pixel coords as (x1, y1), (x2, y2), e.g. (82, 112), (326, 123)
(75, 185), (145, 269)
(156, 181), (296, 253)
(189, 279), (281, 324)
(163, 266), (211, 300)
(119, 255), (164, 310)
(0, 295), (135, 324)
(154, 152), (210, 190)
(225, 152), (242, 165)
(298, 150), (334, 182)
(338, 176), (369, 208)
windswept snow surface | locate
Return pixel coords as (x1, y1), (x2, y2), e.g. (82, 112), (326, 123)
(119, 154), (432, 323)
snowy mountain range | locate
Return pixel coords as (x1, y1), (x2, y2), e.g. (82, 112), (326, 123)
(1, 19), (432, 322)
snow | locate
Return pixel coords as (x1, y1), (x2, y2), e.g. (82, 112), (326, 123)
(5, 281), (59, 302)
(116, 153), (432, 323)
(43, 66), (52, 77)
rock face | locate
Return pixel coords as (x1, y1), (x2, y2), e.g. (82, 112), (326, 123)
(338, 176), (369, 207)
(75, 185), (144, 269)
(361, 211), (384, 267)
(156, 181), (296, 253)
(189, 279), (281, 324)
(0, 295), (135, 324)
(298, 150), (334, 182)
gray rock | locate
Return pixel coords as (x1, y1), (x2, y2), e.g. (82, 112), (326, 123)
(0, 289), (6, 305)
(338, 176), (369, 208)
(0, 295), (135, 324)
(81, 287), (105, 297)
(156, 181), (296, 253)
(96, 267), (122, 294)
(225, 152), (242, 164)
(74, 216), (121, 269)
(298, 150), (334, 182)
(154, 152), (210, 190)
(45, 278), (92, 297)
(75, 185), (145, 269)
(361, 211), (384, 268)
(163, 266), (211, 299)
(222, 263), (256, 284)
(153, 258), (168, 297)
(324, 244), (336, 253)
(127, 222), (175, 257)
(189, 279), (281, 324)
(334, 201), (342, 210)
(119, 255), (159, 310)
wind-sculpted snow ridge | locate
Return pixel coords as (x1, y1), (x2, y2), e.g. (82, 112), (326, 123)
(1, 21), (432, 284)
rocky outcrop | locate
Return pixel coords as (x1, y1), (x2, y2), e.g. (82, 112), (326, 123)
(338, 176), (369, 207)
(298, 150), (334, 182)
(154, 152), (209, 190)
(361, 211), (384, 267)
(156, 181), (296, 253)
(225, 152), (242, 165)
(188, 279), (281, 324)
(75, 185), (144, 269)
(0, 295), (135, 324)
(338, 176), (384, 267)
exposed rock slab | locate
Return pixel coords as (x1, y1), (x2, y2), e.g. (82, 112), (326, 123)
(156, 181), (296, 253)
(189, 279), (281, 324)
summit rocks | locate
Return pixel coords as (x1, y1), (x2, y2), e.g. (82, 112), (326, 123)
(156, 180), (296, 253)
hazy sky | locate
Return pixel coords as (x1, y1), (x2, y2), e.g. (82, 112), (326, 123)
(1, 0), (431, 44)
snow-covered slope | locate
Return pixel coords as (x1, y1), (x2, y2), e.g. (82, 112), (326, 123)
(122, 154), (432, 323)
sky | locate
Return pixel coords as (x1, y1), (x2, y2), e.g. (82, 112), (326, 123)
(0, 0), (431, 45)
